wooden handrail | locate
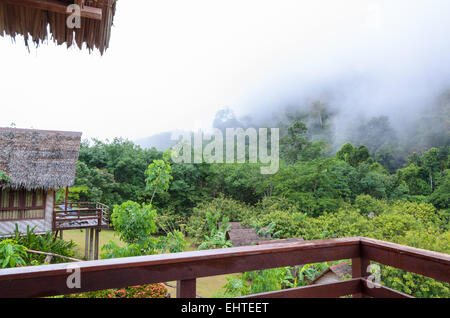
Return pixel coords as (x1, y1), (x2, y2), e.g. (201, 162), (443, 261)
(360, 237), (450, 283)
(0, 237), (448, 298)
(52, 201), (110, 230)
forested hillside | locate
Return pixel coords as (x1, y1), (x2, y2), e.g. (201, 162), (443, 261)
(66, 95), (450, 297)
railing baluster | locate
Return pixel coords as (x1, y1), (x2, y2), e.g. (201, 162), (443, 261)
(352, 256), (370, 298)
(177, 279), (197, 298)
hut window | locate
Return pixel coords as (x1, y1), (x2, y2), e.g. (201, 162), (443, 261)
(0, 189), (46, 221)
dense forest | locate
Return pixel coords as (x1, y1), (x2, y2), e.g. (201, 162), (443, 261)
(58, 92), (450, 297)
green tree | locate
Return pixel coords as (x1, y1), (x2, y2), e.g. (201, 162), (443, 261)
(280, 122), (325, 163)
(110, 201), (157, 246)
(145, 150), (173, 203)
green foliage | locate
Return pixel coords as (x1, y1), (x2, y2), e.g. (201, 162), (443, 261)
(429, 170), (450, 209)
(68, 109), (449, 297)
(166, 162), (211, 213)
(145, 150), (173, 203)
(76, 138), (162, 206)
(379, 230), (450, 298)
(10, 226), (76, 264)
(354, 194), (387, 217)
(256, 222), (282, 240)
(267, 159), (349, 216)
(72, 161), (121, 206)
(0, 169), (11, 182)
(110, 201), (157, 245)
(56, 185), (89, 203)
(336, 143), (371, 167)
(0, 239), (27, 268)
(286, 200), (450, 297)
(157, 230), (187, 254)
(257, 210), (302, 239)
(280, 121), (326, 163)
(397, 163), (432, 196)
(350, 116), (401, 172)
(221, 263), (329, 297)
(186, 195), (255, 241)
(101, 241), (144, 259)
(198, 214), (232, 250)
(207, 163), (265, 204)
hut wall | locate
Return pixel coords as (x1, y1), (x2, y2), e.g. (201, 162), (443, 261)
(0, 189), (54, 237)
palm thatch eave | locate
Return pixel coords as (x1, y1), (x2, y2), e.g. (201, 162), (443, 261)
(0, 127), (82, 191)
(0, 0), (117, 54)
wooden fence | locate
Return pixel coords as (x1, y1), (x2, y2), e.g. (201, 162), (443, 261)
(0, 237), (448, 298)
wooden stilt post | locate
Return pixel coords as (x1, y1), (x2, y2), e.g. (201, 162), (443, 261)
(64, 186), (69, 212)
(89, 228), (94, 261)
(59, 230), (63, 240)
(94, 229), (100, 260)
(84, 229), (89, 260)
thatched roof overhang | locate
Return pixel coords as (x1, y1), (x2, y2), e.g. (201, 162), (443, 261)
(0, 0), (117, 54)
(225, 223), (271, 247)
(0, 127), (82, 190)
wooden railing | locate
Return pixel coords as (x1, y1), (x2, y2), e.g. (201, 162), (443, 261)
(53, 202), (110, 231)
(0, 237), (448, 298)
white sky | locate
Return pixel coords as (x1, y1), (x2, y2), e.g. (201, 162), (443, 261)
(1, 1), (449, 141)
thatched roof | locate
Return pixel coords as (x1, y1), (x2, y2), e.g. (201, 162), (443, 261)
(0, 0), (117, 54)
(0, 127), (82, 190)
(225, 222), (270, 247)
(310, 262), (352, 285)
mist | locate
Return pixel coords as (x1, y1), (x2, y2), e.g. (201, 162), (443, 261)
(227, 0), (450, 151)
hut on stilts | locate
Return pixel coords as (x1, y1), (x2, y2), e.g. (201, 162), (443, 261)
(0, 128), (110, 260)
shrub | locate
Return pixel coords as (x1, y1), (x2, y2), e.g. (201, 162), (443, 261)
(257, 210), (303, 239)
(110, 201), (157, 245)
(0, 239), (27, 268)
(354, 194), (387, 216)
(67, 283), (169, 298)
(185, 195), (255, 241)
(10, 226), (76, 264)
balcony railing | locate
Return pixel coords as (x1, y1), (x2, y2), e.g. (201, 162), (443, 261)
(0, 237), (448, 298)
(53, 202), (110, 231)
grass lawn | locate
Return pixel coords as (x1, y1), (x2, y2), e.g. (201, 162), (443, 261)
(62, 229), (234, 298)
(62, 229), (125, 259)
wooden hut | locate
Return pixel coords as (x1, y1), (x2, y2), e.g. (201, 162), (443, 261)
(0, 127), (110, 260)
(310, 262), (352, 285)
(0, 0), (117, 54)
(225, 222), (270, 247)
(0, 127), (81, 236)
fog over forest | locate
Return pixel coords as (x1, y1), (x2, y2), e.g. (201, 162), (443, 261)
(137, 0), (450, 162)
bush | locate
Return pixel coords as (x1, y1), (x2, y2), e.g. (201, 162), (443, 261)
(110, 201), (157, 245)
(0, 239), (27, 268)
(354, 194), (387, 216)
(390, 200), (441, 226)
(185, 195), (255, 241)
(66, 283), (169, 298)
(256, 210), (303, 239)
(10, 226), (76, 264)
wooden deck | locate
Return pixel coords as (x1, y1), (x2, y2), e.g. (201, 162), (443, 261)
(53, 202), (110, 231)
(0, 237), (448, 298)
